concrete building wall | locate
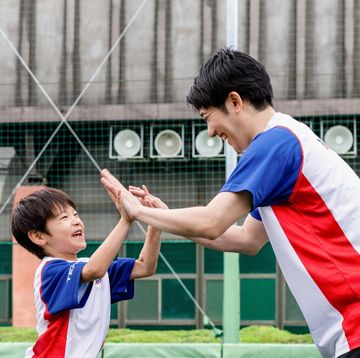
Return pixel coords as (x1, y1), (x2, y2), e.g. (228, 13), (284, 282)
(0, 0), (358, 109)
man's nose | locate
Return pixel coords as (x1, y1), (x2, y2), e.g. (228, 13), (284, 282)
(208, 127), (215, 137)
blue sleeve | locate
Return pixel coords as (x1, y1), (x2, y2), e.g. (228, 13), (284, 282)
(41, 260), (92, 315)
(108, 258), (135, 303)
(250, 208), (261, 221)
(220, 127), (302, 209)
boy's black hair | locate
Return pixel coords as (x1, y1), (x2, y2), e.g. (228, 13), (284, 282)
(10, 188), (77, 259)
(186, 47), (273, 111)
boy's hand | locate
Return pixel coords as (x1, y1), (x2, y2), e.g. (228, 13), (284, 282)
(129, 185), (168, 209)
(101, 169), (141, 221)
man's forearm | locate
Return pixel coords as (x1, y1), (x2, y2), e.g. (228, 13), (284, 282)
(135, 205), (222, 239)
(185, 224), (268, 256)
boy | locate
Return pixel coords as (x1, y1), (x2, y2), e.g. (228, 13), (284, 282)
(10, 187), (163, 358)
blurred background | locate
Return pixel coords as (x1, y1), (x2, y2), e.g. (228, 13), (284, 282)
(0, 0), (359, 333)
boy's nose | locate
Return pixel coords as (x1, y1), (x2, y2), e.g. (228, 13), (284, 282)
(72, 217), (82, 225)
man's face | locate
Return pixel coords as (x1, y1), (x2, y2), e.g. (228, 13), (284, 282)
(41, 205), (86, 260)
(199, 99), (249, 153)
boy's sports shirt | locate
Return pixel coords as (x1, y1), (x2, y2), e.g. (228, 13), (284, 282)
(26, 256), (135, 358)
(221, 112), (360, 358)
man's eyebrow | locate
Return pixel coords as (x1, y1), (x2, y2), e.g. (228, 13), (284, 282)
(199, 110), (205, 118)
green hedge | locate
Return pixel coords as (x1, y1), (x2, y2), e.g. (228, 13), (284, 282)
(0, 325), (312, 344)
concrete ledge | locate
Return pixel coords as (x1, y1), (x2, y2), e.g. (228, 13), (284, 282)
(222, 343), (321, 358)
(0, 342), (321, 358)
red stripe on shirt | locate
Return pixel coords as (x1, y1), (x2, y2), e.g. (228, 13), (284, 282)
(272, 173), (360, 349)
(32, 263), (70, 357)
(32, 311), (70, 357)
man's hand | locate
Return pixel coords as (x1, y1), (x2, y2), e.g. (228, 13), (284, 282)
(100, 168), (141, 221)
(129, 185), (168, 209)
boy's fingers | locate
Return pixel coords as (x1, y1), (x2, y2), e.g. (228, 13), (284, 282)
(101, 181), (118, 199)
(101, 169), (127, 191)
(102, 185), (117, 203)
(101, 175), (128, 199)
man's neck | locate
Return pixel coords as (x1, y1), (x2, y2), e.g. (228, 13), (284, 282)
(245, 105), (276, 139)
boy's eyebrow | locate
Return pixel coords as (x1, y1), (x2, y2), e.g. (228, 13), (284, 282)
(199, 110), (206, 118)
(53, 211), (66, 219)
(52, 205), (68, 217)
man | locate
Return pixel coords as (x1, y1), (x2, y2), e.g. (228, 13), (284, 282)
(101, 48), (360, 358)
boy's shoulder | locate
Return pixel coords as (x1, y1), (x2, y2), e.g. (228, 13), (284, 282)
(36, 257), (89, 275)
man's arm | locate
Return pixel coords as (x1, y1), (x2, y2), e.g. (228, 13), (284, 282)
(101, 169), (252, 239)
(127, 183), (266, 254)
(187, 214), (268, 255)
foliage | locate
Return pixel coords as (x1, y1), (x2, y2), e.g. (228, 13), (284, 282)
(0, 327), (37, 342)
(239, 325), (313, 344)
(0, 325), (313, 344)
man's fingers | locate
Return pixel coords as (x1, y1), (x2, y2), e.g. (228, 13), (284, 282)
(129, 185), (141, 190)
(144, 198), (154, 208)
(129, 186), (145, 197)
(142, 185), (150, 196)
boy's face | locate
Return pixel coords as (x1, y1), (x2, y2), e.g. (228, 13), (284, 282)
(41, 204), (86, 260)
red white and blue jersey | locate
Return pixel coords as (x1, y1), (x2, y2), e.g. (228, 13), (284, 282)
(221, 112), (360, 358)
(25, 256), (135, 358)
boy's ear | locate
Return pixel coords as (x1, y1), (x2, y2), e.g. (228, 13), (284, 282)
(28, 230), (47, 247)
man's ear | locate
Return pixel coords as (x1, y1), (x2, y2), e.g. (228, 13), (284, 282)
(28, 230), (47, 247)
(227, 91), (243, 112)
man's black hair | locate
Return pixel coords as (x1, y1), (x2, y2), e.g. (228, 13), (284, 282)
(186, 47), (273, 111)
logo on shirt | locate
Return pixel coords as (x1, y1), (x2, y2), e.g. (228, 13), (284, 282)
(66, 263), (76, 283)
(316, 137), (329, 149)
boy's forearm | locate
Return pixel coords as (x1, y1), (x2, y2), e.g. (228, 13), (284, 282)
(131, 225), (161, 279)
(82, 218), (131, 281)
(138, 226), (160, 262)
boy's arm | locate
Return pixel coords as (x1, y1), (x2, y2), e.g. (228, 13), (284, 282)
(130, 225), (161, 279)
(129, 185), (163, 279)
(82, 191), (132, 282)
